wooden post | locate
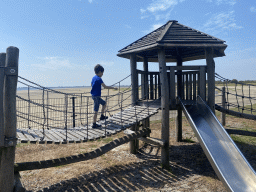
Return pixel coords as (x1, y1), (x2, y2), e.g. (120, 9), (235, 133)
(206, 47), (215, 113)
(130, 53), (138, 154)
(143, 58), (150, 137)
(0, 53), (6, 147)
(222, 87), (226, 126)
(130, 53), (138, 105)
(177, 55), (183, 142)
(169, 67), (176, 109)
(199, 66), (206, 101)
(158, 48), (169, 169)
(143, 57), (149, 99)
(0, 46), (19, 192)
(0, 53), (6, 180)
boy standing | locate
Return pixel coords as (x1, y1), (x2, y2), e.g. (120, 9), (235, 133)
(91, 64), (117, 128)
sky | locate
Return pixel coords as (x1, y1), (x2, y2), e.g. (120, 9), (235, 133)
(0, 0), (255, 87)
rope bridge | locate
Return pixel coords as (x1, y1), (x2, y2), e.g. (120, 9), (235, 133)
(215, 73), (256, 120)
(16, 75), (160, 144)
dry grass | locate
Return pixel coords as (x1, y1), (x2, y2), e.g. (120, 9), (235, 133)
(15, 111), (256, 192)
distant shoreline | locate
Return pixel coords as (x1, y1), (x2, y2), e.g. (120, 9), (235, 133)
(17, 85), (130, 91)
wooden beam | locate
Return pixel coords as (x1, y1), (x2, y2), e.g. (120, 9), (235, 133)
(130, 53), (139, 154)
(158, 48), (170, 169)
(15, 128), (151, 172)
(124, 129), (166, 147)
(205, 47), (215, 113)
(143, 57), (149, 99)
(0, 46), (19, 192)
(176, 53), (183, 142)
(0, 53), (6, 147)
(130, 53), (138, 105)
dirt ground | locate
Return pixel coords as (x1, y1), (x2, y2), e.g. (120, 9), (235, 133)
(15, 112), (256, 192)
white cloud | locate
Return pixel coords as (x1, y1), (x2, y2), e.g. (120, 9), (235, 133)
(140, 0), (184, 20)
(88, 0), (93, 3)
(31, 57), (74, 71)
(250, 7), (256, 12)
(207, 0), (236, 5)
(143, 0), (178, 13)
(203, 11), (242, 35)
(143, 23), (164, 34)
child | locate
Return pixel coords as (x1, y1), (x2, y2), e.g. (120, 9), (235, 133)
(91, 64), (117, 128)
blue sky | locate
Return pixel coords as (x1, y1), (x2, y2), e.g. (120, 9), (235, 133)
(0, 0), (255, 87)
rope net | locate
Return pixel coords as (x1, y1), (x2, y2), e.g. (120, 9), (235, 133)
(16, 74), (161, 142)
(215, 73), (256, 116)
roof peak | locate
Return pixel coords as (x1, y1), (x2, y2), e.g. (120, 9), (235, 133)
(168, 20), (178, 23)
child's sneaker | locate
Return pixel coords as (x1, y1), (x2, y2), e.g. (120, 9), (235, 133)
(100, 114), (108, 120)
(92, 123), (101, 128)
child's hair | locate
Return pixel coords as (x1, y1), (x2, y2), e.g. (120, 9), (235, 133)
(94, 64), (104, 74)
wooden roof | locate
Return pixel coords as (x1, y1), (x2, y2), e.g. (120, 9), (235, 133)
(117, 20), (227, 62)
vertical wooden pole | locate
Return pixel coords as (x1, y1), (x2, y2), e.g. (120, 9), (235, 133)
(0, 53), (6, 179)
(199, 66), (206, 101)
(177, 55), (183, 142)
(0, 53), (6, 147)
(0, 46), (19, 192)
(130, 53), (138, 154)
(206, 47), (215, 113)
(158, 48), (169, 169)
(143, 57), (150, 137)
(169, 67), (176, 109)
(222, 87), (226, 126)
(143, 57), (148, 99)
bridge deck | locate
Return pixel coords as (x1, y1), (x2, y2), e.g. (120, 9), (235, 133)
(16, 106), (159, 144)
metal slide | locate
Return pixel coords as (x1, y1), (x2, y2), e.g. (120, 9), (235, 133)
(180, 96), (256, 192)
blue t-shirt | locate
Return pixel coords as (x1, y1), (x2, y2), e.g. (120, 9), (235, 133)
(91, 75), (103, 96)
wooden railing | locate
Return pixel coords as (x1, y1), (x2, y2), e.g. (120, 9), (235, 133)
(137, 65), (207, 109)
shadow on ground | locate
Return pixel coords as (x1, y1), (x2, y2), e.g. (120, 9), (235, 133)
(28, 142), (231, 192)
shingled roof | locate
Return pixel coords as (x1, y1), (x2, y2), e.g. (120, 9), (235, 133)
(117, 20), (227, 62)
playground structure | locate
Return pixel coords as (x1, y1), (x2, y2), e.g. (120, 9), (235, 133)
(1, 20), (256, 191)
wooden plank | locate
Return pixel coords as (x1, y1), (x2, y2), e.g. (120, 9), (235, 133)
(16, 129), (29, 143)
(32, 130), (52, 143)
(21, 129), (37, 143)
(189, 73), (192, 100)
(47, 130), (66, 142)
(169, 67), (176, 108)
(155, 75), (157, 100)
(27, 129), (43, 141)
(199, 66), (206, 100)
(150, 74), (153, 99)
(193, 73), (197, 100)
(186, 73), (188, 100)
(71, 128), (97, 140)
(43, 130), (61, 143)
(158, 74), (161, 98)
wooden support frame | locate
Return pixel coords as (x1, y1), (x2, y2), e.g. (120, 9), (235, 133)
(176, 54), (183, 142)
(222, 87), (226, 126)
(143, 57), (149, 99)
(199, 66), (206, 101)
(158, 48), (170, 168)
(124, 129), (166, 147)
(129, 53), (139, 154)
(0, 46), (19, 192)
(206, 47), (215, 113)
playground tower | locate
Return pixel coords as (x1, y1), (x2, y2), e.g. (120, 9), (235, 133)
(117, 20), (227, 168)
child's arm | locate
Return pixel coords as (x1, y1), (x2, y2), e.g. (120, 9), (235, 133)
(102, 83), (117, 90)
